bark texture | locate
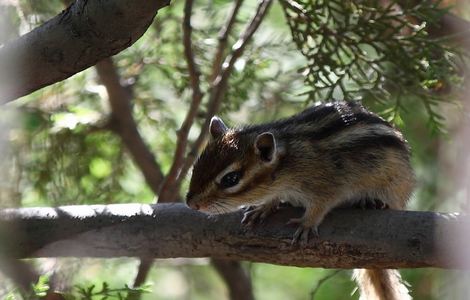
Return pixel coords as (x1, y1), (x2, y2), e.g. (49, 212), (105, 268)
(0, 203), (465, 269)
(0, 0), (170, 102)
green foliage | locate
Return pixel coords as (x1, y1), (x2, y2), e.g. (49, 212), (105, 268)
(72, 282), (150, 300)
(17, 0), (64, 25)
(4, 275), (50, 300)
(32, 275), (50, 297)
(282, 0), (466, 129)
(18, 122), (138, 205)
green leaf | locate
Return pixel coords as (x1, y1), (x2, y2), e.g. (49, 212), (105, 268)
(89, 158), (113, 179)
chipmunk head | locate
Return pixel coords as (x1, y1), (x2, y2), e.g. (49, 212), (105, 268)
(186, 116), (283, 213)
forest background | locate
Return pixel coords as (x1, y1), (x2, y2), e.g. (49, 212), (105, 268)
(0, 0), (470, 299)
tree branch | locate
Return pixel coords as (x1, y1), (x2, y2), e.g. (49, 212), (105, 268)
(211, 259), (254, 300)
(0, 203), (464, 269)
(126, 257), (153, 300)
(158, 2), (258, 299)
(95, 59), (164, 300)
(0, 0), (170, 102)
(95, 58), (164, 195)
(393, 0), (470, 51)
(0, 257), (38, 295)
(157, 0), (203, 202)
(309, 270), (342, 300)
(175, 0), (274, 189)
(209, 0), (245, 82)
(428, 13), (470, 51)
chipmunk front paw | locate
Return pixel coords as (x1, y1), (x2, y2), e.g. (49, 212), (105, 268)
(287, 217), (319, 246)
(241, 202), (279, 227)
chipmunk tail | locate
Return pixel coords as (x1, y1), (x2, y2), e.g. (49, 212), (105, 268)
(353, 269), (411, 300)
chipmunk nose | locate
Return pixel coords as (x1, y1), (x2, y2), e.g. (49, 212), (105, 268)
(188, 202), (200, 210)
(186, 192), (200, 210)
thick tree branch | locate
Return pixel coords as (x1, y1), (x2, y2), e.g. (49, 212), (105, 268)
(0, 203), (464, 269)
(0, 0), (170, 102)
(95, 58), (165, 195)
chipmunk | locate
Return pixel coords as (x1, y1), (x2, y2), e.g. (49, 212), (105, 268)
(186, 101), (414, 300)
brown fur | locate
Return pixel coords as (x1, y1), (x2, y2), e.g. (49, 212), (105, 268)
(186, 102), (415, 299)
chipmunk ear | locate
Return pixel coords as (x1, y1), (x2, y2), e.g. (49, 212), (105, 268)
(254, 132), (277, 163)
(210, 116), (228, 139)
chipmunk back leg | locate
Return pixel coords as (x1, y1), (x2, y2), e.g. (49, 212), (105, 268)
(352, 151), (414, 211)
(367, 173), (414, 211)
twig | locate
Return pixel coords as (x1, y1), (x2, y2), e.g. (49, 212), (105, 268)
(157, 0), (204, 202)
(211, 259), (254, 300)
(280, 0), (311, 22)
(0, 257), (38, 295)
(309, 270), (342, 300)
(174, 0), (274, 189)
(126, 258), (153, 300)
(210, 0), (245, 82)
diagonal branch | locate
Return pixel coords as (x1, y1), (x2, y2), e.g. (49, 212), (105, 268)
(211, 259), (254, 300)
(174, 0), (274, 190)
(131, 0), (206, 294)
(157, 0), (204, 203)
(159, 0), (247, 202)
(126, 257), (153, 300)
(128, 0), (252, 294)
(95, 58), (164, 195)
(127, 0), (207, 290)
(309, 270), (342, 299)
(146, 2), (261, 299)
(210, 0), (245, 82)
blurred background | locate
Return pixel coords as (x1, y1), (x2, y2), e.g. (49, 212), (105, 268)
(0, 0), (469, 299)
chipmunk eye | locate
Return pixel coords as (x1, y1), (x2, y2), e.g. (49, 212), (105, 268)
(220, 171), (242, 189)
